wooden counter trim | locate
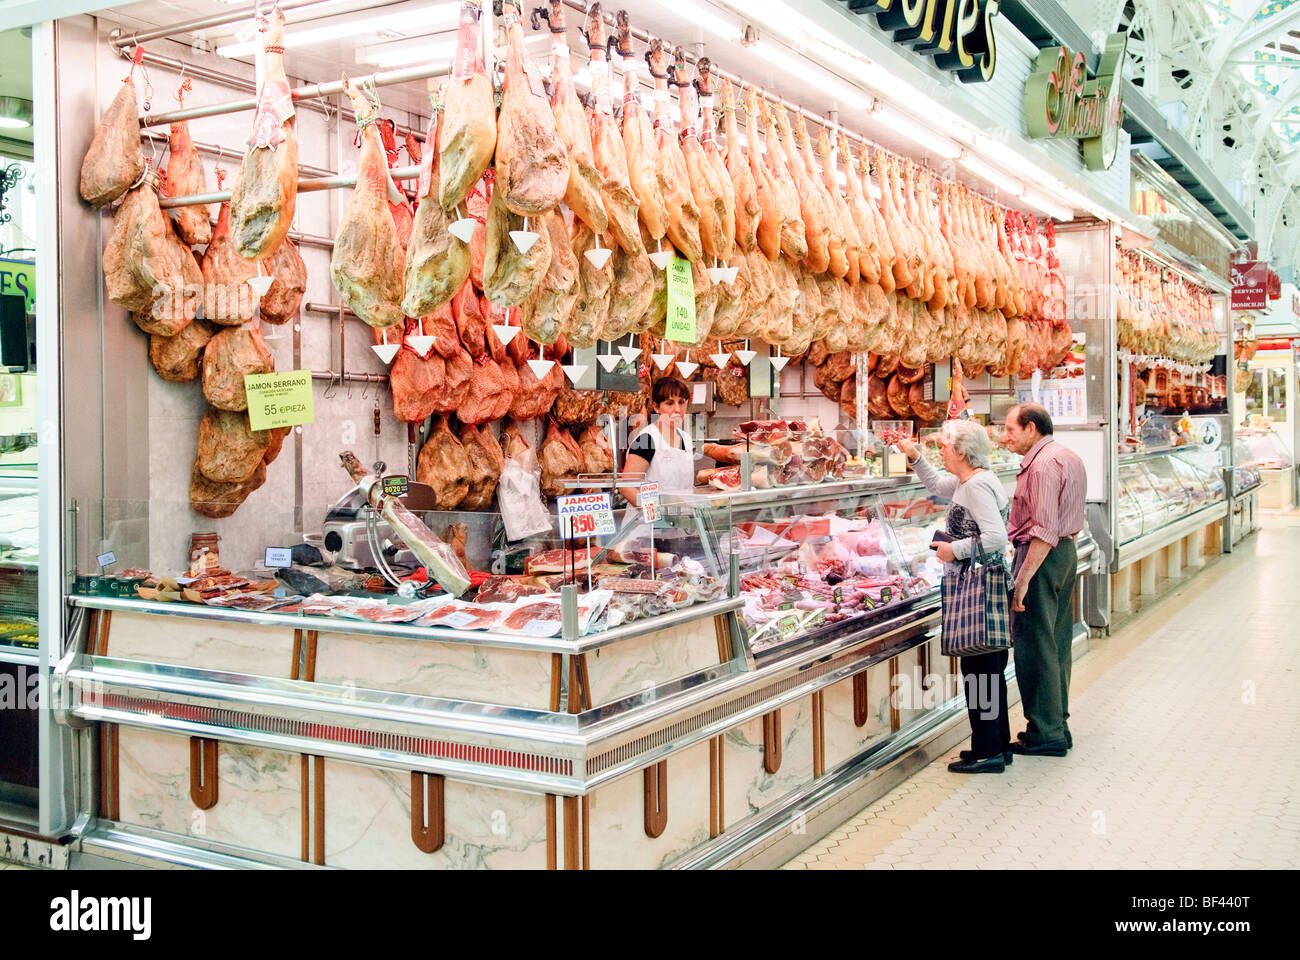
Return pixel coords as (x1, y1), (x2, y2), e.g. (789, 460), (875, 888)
(545, 795), (557, 869)
(889, 657), (900, 732)
(300, 756), (310, 863)
(576, 654), (592, 711)
(303, 631), (319, 683)
(852, 671), (869, 727)
(716, 735), (724, 835)
(291, 629), (303, 681)
(550, 654), (562, 713)
(708, 736), (725, 838)
(313, 756), (325, 866)
(188, 737), (219, 810)
(762, 710), (782, 774)
(581, 795), (590, 871)
(811, 691), (825, 778)
(714, 615), (730, 663)
(99, 723), (119, 821)
(566, 654), (592, 714)
(563, 796), (580, 869)
(90, 610), (113, 657)
(643, 760), (668, 839)
(410, 772), (446, 853)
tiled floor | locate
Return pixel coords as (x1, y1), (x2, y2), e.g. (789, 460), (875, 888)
(785, 512), (1300, 870)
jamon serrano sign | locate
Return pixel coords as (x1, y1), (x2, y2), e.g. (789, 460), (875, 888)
(1025, 32), (1127, 170)
(864, 0), (999, 84)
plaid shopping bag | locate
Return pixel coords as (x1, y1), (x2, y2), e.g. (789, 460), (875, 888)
(939, 538), (1012, 657)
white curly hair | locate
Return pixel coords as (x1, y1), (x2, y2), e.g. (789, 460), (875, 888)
(944, 419), (993, 471)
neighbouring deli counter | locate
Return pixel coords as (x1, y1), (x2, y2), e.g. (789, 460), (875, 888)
(57, 473), (1093, 870)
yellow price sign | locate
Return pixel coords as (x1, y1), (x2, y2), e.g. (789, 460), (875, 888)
(244, 370), (315, 431)
(665, 256), (697, 344)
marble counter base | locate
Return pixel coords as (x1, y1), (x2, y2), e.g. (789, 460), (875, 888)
(587, 738), (713, 869)
(116, 727), (302, 860)
(322, 760), (548, 869)
(106, 612), (296, 679)
(585, 617), (723, 708)
(723, 699), (814, 829)
(822, 662), (893, 772)
(313, 632), (554, 710)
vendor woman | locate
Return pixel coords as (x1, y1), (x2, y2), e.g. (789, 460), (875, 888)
(619, 377), (695, 513)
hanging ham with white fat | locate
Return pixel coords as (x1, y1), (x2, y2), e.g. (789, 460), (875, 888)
(404, 84), (470, 317)
(227, 8), (298, 260)
(439, 0), (497, 215)
(585, 4), (641, 254)
(329, 75), (405, 330)
(616, 10), (667, 244)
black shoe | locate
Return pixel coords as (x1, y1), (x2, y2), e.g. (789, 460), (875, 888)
(1018, 730), (1073, 749)
(960, 749), (1013, 765)
(948, 755), (1006, 774)
(1009, 739), (1068, 757)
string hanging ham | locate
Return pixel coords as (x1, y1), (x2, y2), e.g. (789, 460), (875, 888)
(439, 0), (497, 214)
(330, 75), (405, 330)
(227, 8), (298, 260)
(585, 4), (641, 253)
(405, 86), (470, 317)
(104, 178), (202, 334)
(80, 71), (144, 208)
(162, 90), (212, 247)
(646, 39), (702, 262)
(495, 0), (569, 216)
(616, 10), (668, 244)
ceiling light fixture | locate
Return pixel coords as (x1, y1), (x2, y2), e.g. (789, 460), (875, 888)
(357, 37), (458, 68)
(869, 105), (961, 160)
(217, 2), (460, 58)
(0, 97), (33, 130)
(1020, 189), (1075, 223)
(750, 41), (872, 113)
(673, 0), (744, 42)
(958, 152), (1024, 199)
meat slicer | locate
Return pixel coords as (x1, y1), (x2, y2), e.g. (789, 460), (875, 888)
(321, 475), (439, 570)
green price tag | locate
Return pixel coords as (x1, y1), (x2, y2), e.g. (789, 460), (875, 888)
(881, 587), (892, 603)
(244, 370), (316, 432)
(665, 256), (697, 344)
(862, 595), (876, 609)
(833, 587), (842, 605)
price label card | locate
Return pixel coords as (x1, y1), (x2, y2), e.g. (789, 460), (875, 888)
(96, 551), (116, 568)
(557, 493), (616, 540)
(245, 370), (316, 432)
(382, 475), (410, 498)
(665, 256), (697, 344)
(640, 482), (660, 523)
(264, 547), (293, 568)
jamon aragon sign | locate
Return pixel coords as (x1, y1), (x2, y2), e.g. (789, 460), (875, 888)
(1024, 32), (1127, 170)
(862, 0), (1000, 83)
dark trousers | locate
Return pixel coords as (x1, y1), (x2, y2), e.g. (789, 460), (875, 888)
(1012, 537), (1078, 744)
(961, 649), (1010, 759)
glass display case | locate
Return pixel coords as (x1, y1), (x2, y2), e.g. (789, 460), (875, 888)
(1115, 450), (1227, 546)
(1232, 438), (1263, 493)
(0, 480), (38, 652)
(1237, 425), (1292, 470)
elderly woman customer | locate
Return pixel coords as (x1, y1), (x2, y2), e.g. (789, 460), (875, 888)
(897, 421), (1012, 775)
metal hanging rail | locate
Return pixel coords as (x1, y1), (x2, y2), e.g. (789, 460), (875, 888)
(140, 61), (451, 128)
(109, 0), (345, 50)
(157, 164), (421, 210)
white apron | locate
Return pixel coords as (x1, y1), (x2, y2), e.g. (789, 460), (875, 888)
(622, 424), (695, 526)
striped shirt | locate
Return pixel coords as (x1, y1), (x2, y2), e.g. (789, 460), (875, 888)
(1008, 437), (1087, 546)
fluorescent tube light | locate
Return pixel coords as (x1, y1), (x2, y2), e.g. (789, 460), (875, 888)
(358, 38), (458, 67)
(958, 152), (1024, 199)
(869, 105), (961, 159)
(218, 2), (459, 58)
(1020, 190), (1075, 223)
(674, 0), (743, 42)
(751, 40), (872, 114)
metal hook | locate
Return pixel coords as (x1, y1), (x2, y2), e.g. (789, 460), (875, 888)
(323, 372), (338, 400)
(346, 377), (354, 400)
(360, 377), (370, 401)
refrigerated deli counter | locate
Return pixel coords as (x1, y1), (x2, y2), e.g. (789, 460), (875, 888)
(57, 472), (1093, 870)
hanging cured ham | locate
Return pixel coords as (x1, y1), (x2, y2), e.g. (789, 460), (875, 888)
(405, 88), (471, 317)
(330, 75), (405, 330)
(439, 0), (497, 214)
(586, 5), (641, 254)
(520, 209), (579, 344)
(259, 237), (307, 325)
(80, 76), (145, 207)
(495, 0), (568, 216)
(227, 8), (298, 260)
(202, 326), (274, 412)
(202, 196), (259, 325)
(537, 0), (605, 233)
(721, 79), (761, 255)
(757, 98), (808, 263)
(676, 50), (727, 263)
(483, 173), (553, 306)
(566, 221), (614, 347)
(103, 180), (202, 332)
(646, 39), (702, 262)
(692, 58), (736, 260)
(616, 10), (667, 244)
(163, 117), (212, 246)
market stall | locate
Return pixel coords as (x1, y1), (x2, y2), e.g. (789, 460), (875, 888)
(35, 0), (1118, 867)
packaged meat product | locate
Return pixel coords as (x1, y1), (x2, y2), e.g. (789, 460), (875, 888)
(498, 421), (553, 541)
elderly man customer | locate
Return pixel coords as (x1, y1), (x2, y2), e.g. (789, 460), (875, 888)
(1002, 403), (1087, 757)
(898, 421), (1012, 774)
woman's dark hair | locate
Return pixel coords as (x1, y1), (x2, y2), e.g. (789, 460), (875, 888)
(1013, 403), (1054, 437)
(652, 377), (691, 406)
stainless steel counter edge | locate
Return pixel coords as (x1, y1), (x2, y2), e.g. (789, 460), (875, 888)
(66, 594), (744, 655)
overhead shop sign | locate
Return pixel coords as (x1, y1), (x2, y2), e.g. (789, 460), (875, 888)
(1231, 260), (1268, 310)
(856, 0), (999, 83)
(1024, 32), (1127, 170)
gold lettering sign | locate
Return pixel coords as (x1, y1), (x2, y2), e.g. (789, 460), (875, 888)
(869, 0), (998, 83)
